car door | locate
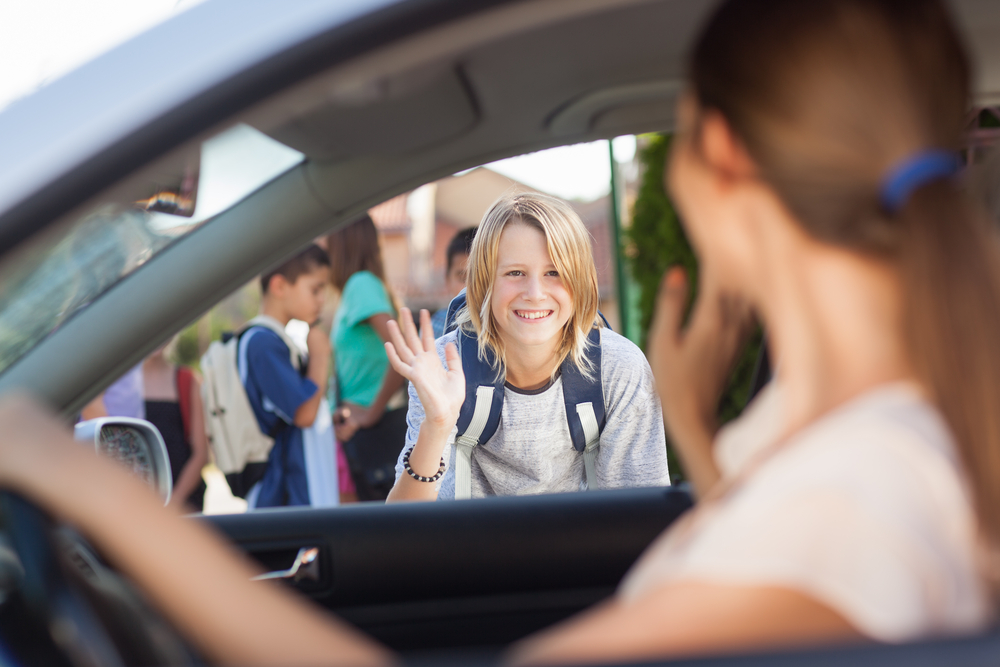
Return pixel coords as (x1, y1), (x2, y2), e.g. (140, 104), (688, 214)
(203, 488), (691, 653)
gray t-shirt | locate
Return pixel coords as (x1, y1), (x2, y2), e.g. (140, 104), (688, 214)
(395, 328), (670, 499)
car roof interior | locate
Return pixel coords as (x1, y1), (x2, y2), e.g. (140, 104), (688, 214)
(3, 0), (1000, 414)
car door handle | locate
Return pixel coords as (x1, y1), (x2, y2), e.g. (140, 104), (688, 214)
(252, 546), (320, 582)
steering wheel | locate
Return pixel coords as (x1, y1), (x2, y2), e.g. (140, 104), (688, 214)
(1, 491), (125, 666)
(0, 491), (199, 667)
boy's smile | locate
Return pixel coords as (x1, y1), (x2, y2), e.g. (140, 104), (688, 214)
(490, 222), (572, 356)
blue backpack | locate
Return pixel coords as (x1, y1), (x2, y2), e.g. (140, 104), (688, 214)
(443, 290), (608, 498)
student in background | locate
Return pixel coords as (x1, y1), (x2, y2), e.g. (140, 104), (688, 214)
(143, 341), (208, 512)
(431, 227), (477, 339)
(244, 244), (332, 508)
(327, 214), (409, 501)
(80, 363), (145, 420)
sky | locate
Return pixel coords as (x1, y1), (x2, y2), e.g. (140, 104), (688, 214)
(0, 0), (635, 203)
(0, 1), (206, 109)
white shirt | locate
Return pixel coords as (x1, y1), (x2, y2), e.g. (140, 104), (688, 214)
(618, 383), (992, 642)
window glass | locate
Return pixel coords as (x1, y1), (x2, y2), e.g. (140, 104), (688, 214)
(0, 124), (304, 375)
(196, 138), (656, 513)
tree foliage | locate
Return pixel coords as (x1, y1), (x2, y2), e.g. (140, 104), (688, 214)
(625, 134), (763, 482)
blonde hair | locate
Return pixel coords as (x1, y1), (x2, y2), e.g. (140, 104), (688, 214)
(455, 192), (602, 379)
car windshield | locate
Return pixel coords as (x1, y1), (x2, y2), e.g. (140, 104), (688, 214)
(0, 124), (303, 376)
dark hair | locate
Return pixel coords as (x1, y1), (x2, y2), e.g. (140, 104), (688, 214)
(326, 214), (385, 290)
(260, 243), (329, 294)
(446, 227), (477, 273)
(326, 213), (399, 310)
(691, 0), (1000, 585)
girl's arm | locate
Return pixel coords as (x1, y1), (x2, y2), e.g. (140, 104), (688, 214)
(384, 308), (465, 503)
(293, 325), (332, 428)
(341, 313), (407, 438)
(0, 396), (395, 667)
(506, 582), (862, 666)
(169, 371), (209, 511)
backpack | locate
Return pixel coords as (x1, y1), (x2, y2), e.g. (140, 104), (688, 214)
(443, 290), (608, 499)
(176, 366), (194, 441)
(200, 315), (301, 498)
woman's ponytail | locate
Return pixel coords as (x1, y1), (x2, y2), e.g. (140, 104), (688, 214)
(899, 181), (1000, 588)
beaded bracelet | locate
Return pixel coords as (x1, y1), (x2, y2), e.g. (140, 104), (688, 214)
(402, 447), (447, 483)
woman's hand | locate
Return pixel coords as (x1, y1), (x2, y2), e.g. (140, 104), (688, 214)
(385, 308), (465, 430)
(333, 406), (360, 442)
(648, 267), (754, 497)
(334, 406), (379, 442)
(349, 405), (382, 430)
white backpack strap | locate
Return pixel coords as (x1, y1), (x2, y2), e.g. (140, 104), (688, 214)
(454, 385), (495, 500)
(576, 402), (601, 491)
(237, 327), (262, 385)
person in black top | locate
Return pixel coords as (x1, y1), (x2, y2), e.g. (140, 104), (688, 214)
(142, 342), (208, 512)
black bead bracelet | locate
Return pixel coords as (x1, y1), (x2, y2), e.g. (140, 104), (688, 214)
(402, 447), (447, 483)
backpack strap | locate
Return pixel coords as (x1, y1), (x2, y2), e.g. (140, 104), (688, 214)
(453, 328), (504, 499)
(446, 286), (609, 496)
(443, 288), (467, 335)
(176, 366), (194, 441)
(235, 323), (295, 439)
(561, 327), (605, 490)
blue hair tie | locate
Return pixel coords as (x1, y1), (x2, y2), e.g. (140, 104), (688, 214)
(880, 150), (960, 214)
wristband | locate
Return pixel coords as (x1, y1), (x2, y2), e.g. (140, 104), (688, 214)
(402, 447), (447, 483)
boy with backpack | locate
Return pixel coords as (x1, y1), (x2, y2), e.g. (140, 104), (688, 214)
(431, 227), (477, 339)
(203, 244), (333, 507)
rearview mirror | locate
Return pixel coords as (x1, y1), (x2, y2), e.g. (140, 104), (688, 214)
(74, 418), (173, 505)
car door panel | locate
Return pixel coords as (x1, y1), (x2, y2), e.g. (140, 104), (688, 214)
(202, 486), (692, 651)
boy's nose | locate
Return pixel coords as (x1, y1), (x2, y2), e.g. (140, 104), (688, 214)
(523, 276), (545, 301)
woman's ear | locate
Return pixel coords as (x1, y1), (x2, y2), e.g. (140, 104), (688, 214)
(699, 110), (757, 184)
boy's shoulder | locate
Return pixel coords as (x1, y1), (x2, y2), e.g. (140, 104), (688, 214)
(598, 327), (652, 388)
(243, 324), (301, 370)
(433, 328), (460, 361)
(598, 327), (645, 364)
(245, 325), (287, 350)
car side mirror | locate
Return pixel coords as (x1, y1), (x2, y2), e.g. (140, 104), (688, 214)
(74, 418), (173, 506)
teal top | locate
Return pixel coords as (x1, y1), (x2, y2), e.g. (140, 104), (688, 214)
(333, 271), (394, 407)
